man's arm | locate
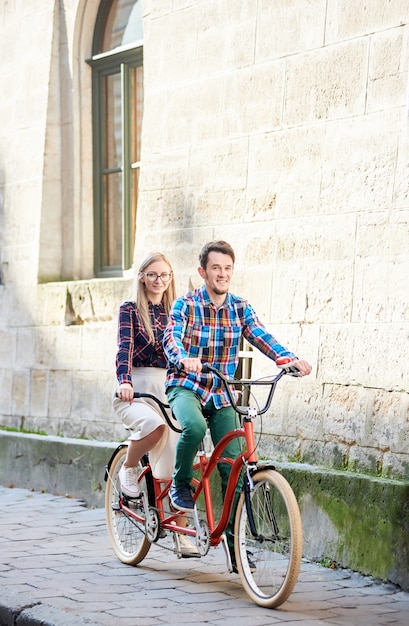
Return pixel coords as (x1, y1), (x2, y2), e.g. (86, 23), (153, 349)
(241, 302), (312, 376)
(241, 302), (294, 360)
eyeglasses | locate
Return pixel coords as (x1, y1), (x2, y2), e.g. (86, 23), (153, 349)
(142, 272), (172, 283)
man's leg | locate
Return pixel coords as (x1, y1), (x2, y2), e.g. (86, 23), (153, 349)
(166, 387), (207, 510)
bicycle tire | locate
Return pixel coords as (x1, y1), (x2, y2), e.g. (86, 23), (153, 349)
(234, 468), (302, 608)
(105, 445), (151, 565)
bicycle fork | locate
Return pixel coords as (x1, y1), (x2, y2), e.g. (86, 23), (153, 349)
(244, 465), (275, 543)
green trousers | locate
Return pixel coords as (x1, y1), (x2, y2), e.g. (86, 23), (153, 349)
(166, 386), (243, 546)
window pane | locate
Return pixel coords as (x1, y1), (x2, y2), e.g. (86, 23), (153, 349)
(130, 65), (143, 164)
(102, 74), (122, 169)
(128, 65), (143, 264)
(102, 0), (143, 52)
(130, 167), (139, 244)
(103, 172), (122, 268)
(92, 0), (144, 276)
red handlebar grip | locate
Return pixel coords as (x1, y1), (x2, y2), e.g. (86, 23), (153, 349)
(276, 356), (293, 367)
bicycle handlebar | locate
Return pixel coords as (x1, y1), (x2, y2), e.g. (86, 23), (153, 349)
(115, 391), (182, 433)
(202, 357), (301, 417)
(115, 357), (301, 423)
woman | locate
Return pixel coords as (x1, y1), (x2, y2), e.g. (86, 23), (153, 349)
(113, 252), (196, 556)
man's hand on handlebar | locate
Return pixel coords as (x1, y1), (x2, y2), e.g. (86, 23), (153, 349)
(276, 356), (312, 377)
(179, 357), (203, 375)
(290, 359), (312, 377)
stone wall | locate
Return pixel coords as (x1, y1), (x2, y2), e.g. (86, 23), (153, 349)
(136, 0), (409, 479)
(0, 1), (408, 480)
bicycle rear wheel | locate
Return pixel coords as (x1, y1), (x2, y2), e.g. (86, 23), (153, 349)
(234, 468), (302, 608)
(105, 445), (151, 565)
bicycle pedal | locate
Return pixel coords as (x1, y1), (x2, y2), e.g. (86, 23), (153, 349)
(179, 552), (201, 559)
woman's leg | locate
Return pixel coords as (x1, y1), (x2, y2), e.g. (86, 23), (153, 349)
(124, 424), (166, 468)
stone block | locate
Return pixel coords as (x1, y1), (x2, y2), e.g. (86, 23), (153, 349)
(0, 328), (16, 364)
(325, 0), (409, 42)
(48, 370), (72, 419)
(284, 40), (368, 125)
(11, 370), (30, 417)
(79, 325), (116, 372)
(15, 329), (36, 370)
(268, 214), (356, 325)
(30, 370), (48, 418)
(367, 27), (409, 113)
(196, 1), (257, 74)
(247, 126), (325, 219)
(0, 369), (12, 415)
(138, 189), (186, 231)
(139, 151), (189, 191)
(143, 8), (197, 86)
(255, 0), (326, 61)
(35, 283), (67, 326)
(222, 61), (285, 136)
(53, 326), (83, 370)
(318, 324), (409, 393)
(353, 210), (409, 323)
(320, 112), (399, 213)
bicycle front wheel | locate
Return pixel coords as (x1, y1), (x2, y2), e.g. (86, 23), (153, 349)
(105, 445), (151, 565)
(234, 469), (302, 608)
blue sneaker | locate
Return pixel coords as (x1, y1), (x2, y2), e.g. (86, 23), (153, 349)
(169, 483), (195, 511)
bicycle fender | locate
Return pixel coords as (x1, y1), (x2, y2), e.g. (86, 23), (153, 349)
(250, 460), (276, 473)
(104, 443), (128, 481)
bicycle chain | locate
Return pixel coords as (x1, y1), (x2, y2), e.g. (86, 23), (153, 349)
(124, 502), (200, 555)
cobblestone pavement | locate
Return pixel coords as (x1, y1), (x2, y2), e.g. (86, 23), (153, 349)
(0, 485), (408, 626)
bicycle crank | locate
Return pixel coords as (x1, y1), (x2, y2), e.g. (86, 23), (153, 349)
(193, 508), (210, 556)
(145, 506), (161, 542)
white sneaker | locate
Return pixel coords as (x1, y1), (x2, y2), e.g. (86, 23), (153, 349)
(118, 465), (140, 498)
(175, 533), (199, 557)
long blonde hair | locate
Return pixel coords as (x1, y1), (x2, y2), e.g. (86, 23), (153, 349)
(136, 252), (176, 344)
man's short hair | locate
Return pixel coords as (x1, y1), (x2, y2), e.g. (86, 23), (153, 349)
(199, 240), (235, 269)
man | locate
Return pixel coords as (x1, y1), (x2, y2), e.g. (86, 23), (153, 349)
(163, 240), (311, 561)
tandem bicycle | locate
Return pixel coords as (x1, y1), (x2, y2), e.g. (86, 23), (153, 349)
(104, 357), (303, 608)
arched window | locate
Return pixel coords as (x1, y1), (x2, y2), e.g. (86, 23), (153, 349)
(89, 0), (143, 277)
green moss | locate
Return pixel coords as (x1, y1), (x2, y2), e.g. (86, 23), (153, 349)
(282, 464), (409, 584)
(0, 425), (48, 436)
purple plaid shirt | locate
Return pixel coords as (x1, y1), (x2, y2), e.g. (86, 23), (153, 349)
(115, 301), (168, 386)
(163, 286), (296, 408)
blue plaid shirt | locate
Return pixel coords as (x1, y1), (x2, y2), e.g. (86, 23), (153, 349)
(163, 285), (296, 408)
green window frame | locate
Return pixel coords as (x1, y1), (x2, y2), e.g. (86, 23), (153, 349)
(88, 0), (143, 277)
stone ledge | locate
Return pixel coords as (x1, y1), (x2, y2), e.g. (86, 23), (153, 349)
(0, 431), (119, 509)
(277, 461), (409, 591)
(0, 431), (408, 591)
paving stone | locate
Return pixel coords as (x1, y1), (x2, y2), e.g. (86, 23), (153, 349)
(1, 485), (409, 626)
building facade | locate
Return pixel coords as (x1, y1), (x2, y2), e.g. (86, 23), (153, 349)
(0, 0), (408, 479)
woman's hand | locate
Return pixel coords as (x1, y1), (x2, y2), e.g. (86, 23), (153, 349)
(117, 382), (134, 403)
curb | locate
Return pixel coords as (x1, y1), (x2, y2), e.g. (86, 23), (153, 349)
(0, 590), (101, 626)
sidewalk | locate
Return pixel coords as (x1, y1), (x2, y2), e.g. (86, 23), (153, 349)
(0, 485), (408, 626)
